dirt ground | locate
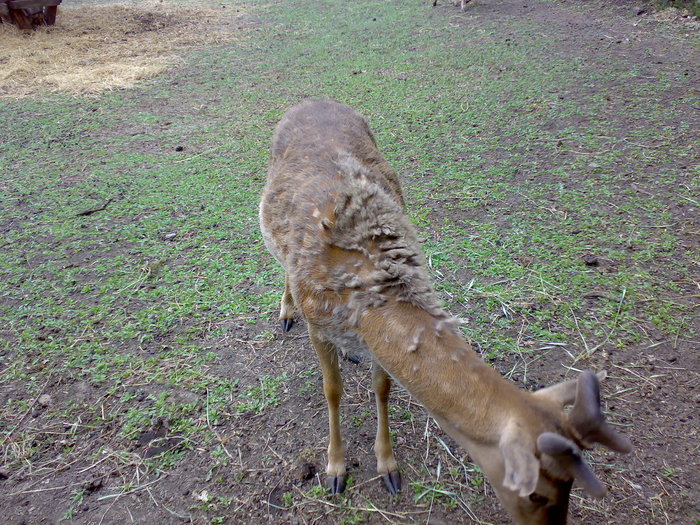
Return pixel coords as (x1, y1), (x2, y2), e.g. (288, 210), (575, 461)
(1, 0), (698, 524)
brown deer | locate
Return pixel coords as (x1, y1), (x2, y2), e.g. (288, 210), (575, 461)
(259, 99), (632, 524)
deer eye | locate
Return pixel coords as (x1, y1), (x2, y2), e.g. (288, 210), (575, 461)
(529, 493), (549, 505)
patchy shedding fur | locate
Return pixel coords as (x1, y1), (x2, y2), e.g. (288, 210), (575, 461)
(260, 98), (454, 347)
(325, 154), (447, 324)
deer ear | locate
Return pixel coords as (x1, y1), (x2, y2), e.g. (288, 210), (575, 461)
(537, 432), (607, 498)
(500, 423), (540, 497)
(533, 370), (607, 408)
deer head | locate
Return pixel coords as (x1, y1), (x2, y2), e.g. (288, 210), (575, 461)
(464, 370), (633, 524)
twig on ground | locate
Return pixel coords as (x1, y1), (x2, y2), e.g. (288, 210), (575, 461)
(291, 484), (416, 521)
(76, 198), (114, 217)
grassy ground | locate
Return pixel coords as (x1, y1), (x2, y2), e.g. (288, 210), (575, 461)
(1, 0), (698, 523)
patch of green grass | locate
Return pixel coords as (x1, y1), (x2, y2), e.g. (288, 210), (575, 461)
(190, 492), (234, 514)
(61, 488), (87, 521)
(411, 480), (460, 509)
(339, 512), (365, 525)
(298, 369), (320, 396)
(656, 0), (700, 16)
(233, 373), (289, 415)
(306, 484), (326, 498)
(282, 491), (295, 508)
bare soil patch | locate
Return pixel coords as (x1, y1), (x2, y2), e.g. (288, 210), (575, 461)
(0, 1), (249, 98)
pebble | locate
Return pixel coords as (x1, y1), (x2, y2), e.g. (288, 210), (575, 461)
(38, 394), (52, 407)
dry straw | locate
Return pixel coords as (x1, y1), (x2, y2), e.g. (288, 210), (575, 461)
(0, 1), (248, 98)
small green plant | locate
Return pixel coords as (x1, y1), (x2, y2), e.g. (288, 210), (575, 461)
(469, 469), (485, 488)
(233, 373), (289, 415)
(307, 484), (326, 498)
(61, 488), (87, 521)
(339, 512), (364, 525)
(211, 444), (231, 467)
(390, 406), (415, 423)
(411, 481), (459, 508)
(298, 369), (319, 396)
(662, 466), (677, 478)
(191, 492), (233, 513)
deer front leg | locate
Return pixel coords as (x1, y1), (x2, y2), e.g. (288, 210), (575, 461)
(372, 362), (401, 494)
(280, 273), (296, 332)
(309, 325), (346, 493)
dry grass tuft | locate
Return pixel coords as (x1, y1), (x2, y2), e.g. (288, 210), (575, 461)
(0, 1), (248, 98)
(647, 6), (700, 26)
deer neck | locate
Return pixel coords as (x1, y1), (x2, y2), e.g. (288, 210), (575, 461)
(357, 298), (557, 447)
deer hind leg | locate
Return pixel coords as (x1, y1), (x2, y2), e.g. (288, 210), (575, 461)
(279, 273), (296, 332)
(372, 362), (401, 494)
(309, 325), (346, 493)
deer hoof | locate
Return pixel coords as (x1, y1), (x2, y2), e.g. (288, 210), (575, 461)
(328, 474), (347, 494)
(344, 353), (362, 364)
(281, 318), (294, 332)
(381, 470), (402, 494)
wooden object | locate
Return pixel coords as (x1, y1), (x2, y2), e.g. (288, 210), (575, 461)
(1, 0), (62, 29)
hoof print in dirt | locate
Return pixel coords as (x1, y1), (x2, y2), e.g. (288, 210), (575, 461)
(83, 477), (103, 495)
(582, 254), (599, 267)
(293, 460), (316, 482)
